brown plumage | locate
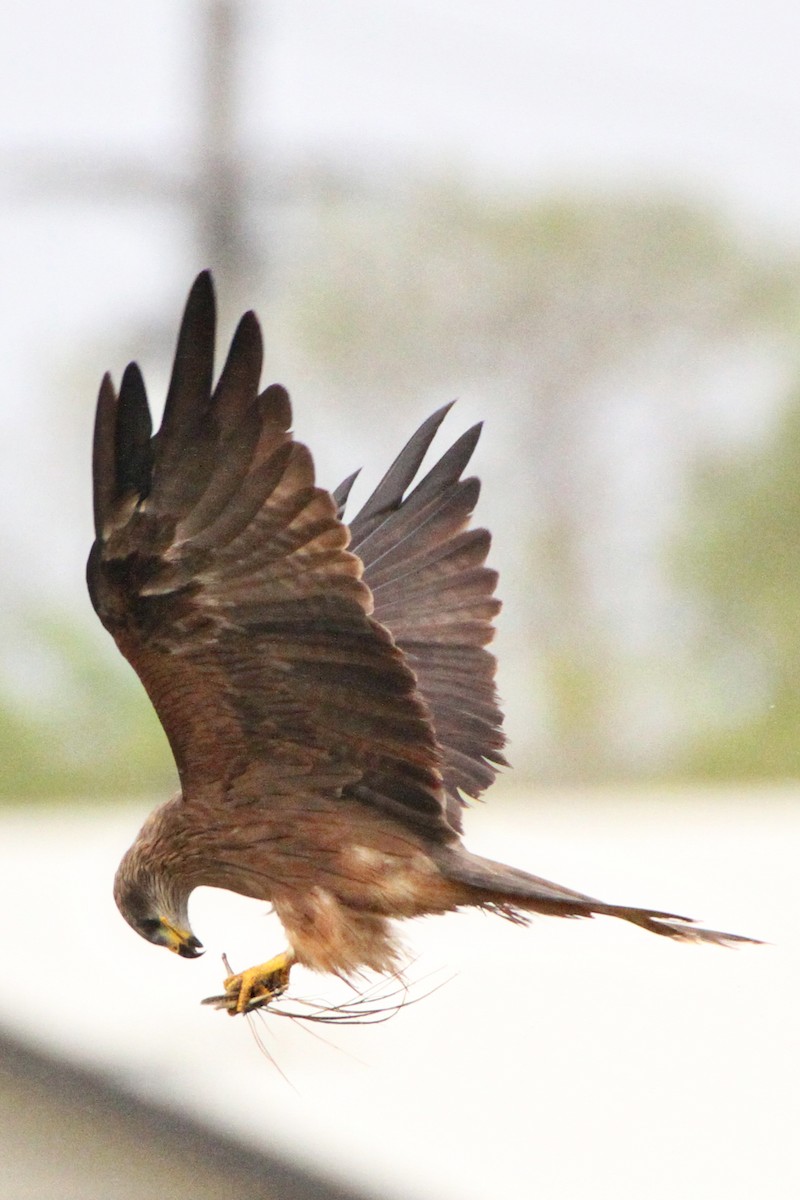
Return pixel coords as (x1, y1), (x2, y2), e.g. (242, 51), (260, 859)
(89, 273), (754, 1014)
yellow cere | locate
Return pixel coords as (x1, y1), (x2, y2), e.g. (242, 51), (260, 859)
(160, 918), (192, 953)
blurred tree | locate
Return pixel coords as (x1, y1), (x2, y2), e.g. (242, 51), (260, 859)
(673, 392), (800, 778)
(6, 182), (799, 802)
(0, 611), (174, 800)
(281, 182), (800, 781)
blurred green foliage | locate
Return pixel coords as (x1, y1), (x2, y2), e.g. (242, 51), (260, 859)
(0, 611), (174, 801)
(5, 181), (800, 800)
(289, 182), (796, 397)
(287, 181), (800, 781)
(676, 394), (800, 778)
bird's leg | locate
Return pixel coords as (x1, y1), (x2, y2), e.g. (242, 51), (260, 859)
(202, 949), (296, 1016)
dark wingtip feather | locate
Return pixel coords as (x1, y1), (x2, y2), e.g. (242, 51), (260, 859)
(349, 402), (457, 538)
(222, 307), (262, 370)
(116, 362), (153, 501)
(158, 270), (217, 445)
(210, 307), (264, 429)
(400, 422), (483, 513)
(234, 310), (263, 371)
(258, 382), (293, 430)
(180, 270), (216, 358)
(92, 372), (118, 536)
(186, 269), (215, 321)
(333, 469), (361, 518)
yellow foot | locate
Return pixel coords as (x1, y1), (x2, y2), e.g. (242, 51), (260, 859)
(201, 950), (295, 1016)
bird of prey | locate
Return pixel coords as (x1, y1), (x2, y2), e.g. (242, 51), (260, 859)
(88, 272), (753, 1016)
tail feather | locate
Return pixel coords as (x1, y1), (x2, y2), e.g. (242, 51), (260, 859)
(436, 848), (759, 947)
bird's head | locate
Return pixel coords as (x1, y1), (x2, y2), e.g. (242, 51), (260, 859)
(113, 849), (204, 959)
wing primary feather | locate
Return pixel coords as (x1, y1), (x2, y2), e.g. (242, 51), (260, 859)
(92, 372), (118, 536)
(355, 477), (480, 575)
(258, 383), (293, 429)
(401, 423), (483, 512)
(115, 362), (153, 501)
(348, 402), (455, 541)
(350, 425), (483, 570)
(347, 410), (505, 810)
(332, 470), (361, 518)
(369, 527), (490, 592)
(146, 272), (224, 515)
(168, 310), (267, 538)
(185, 441), (298, 553)
(174, 399), (264, 541)
(209, 309), (263, 432)
(155, 270), (216, 462)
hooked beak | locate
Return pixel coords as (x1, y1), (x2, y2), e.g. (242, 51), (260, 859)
(177, 934), (205, 959)
(160, 919), (204, 959)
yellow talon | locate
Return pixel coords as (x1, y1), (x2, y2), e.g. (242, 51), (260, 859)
(203, 949), (295, 1015)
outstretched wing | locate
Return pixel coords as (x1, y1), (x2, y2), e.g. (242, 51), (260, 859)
(335, 407), (507, 832)
(88, 272), (456, 838)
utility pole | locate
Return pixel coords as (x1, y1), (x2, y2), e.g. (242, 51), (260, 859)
(8, 0), (263, 301)
(194, 0), (261, 293)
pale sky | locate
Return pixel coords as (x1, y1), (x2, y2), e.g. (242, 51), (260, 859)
(3, 0), (800, 607)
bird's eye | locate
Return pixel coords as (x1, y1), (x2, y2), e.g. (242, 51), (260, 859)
(139, 917), (162, 936)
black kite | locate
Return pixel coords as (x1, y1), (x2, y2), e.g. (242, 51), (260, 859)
(88, 273), (753, 1015)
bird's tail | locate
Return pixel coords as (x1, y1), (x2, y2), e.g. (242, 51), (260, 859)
(435, 847), (758, 946)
